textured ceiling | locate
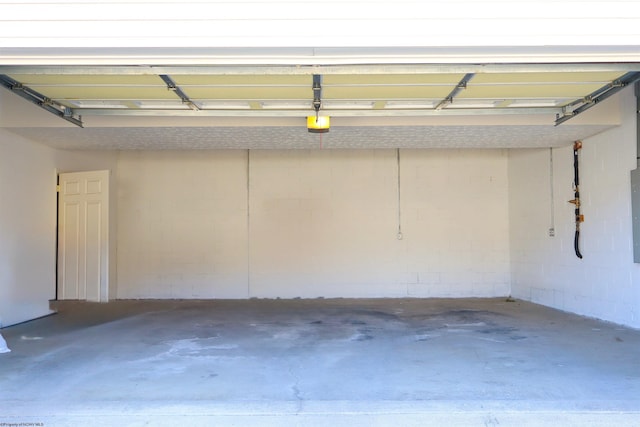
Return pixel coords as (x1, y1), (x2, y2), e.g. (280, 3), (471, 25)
(5, 123), (614, 150)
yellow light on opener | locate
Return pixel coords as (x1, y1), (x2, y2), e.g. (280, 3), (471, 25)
(307, 115), (330, 133)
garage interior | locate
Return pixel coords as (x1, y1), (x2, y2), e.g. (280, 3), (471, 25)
(2, 2), (640, 425)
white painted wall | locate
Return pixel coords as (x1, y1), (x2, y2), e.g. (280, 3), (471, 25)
(509, 88), (640, 328)
(0, 128), (117, 327)
(0, 130), (57, 327)
(401, 149), (510, 297)
(116, 148), (510, 299)
(116, 151), (249, 299)
(249, 150), (405, 297)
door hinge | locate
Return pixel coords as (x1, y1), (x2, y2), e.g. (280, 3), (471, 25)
(56, 185), (61, 192)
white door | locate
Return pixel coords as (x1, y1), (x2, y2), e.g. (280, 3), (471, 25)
(57, 170), (110, 302)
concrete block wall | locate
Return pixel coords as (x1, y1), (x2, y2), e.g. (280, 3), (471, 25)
(249, 149), (404, 297)
(401, 149), (510, 297)
(117, 150), (249, 298)
(116, 148), (510, 299)
(509, 87), (640, 328)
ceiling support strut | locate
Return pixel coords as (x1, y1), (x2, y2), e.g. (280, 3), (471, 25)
(0, 74), (83, 127)
(159, 75), (199, 110)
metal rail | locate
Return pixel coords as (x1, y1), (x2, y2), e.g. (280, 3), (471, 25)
(0, 74), (83, 127)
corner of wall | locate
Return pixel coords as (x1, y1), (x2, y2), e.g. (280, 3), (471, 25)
(508, 88), (640, 328)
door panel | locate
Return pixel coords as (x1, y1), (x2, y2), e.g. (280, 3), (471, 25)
(57, 170), (109, 302)
(85, 200), (102, 302)
(61, 201), (81, 299)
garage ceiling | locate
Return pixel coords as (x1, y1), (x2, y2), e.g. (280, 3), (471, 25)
(1, 63), (639, 149)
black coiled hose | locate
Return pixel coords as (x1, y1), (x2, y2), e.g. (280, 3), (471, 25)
(572, 141), (583, 259)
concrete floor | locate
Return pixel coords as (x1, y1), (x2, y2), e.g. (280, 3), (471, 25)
(1, 298), (639, 426)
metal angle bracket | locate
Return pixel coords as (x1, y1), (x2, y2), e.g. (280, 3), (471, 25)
(312, 74), (322, 114)
(0, 74), (83, 127)
(435, 73), (475, 111)
(159, 74), (199, 111)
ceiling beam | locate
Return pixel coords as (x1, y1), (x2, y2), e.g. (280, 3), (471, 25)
(1, 63), (640, 76)
(74, 107), (561, 118)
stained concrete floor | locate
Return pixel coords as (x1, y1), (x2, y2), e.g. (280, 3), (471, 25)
(1, 298), (640, 426)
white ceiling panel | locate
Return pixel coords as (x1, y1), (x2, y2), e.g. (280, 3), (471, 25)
(2, 64), (635, 120)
